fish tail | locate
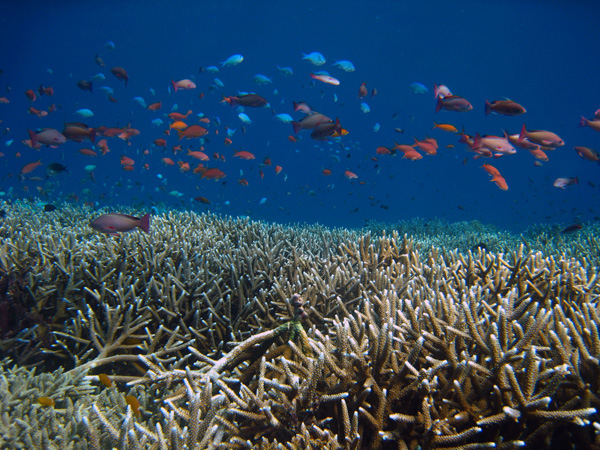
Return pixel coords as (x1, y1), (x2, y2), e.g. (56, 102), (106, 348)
(89, 81), (93, 93)
(138, 213), (151, 233)
(292, 121), (302, 134)
(171, 80), (178, 93)
(435, 96), (443, 113)
(177, 130), (184, 140)
(484, 100), (492, 116)
(579, 116), (587, 127)
(28, 129), (37, 146)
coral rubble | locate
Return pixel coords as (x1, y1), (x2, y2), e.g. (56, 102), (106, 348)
(0, 200), (599, 449)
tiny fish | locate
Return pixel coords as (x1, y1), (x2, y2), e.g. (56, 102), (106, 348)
(560, 224), (582, 234)
(76, 108), (94, 118)
(410, 82), (429, 94)
(301, 51), (326, 66)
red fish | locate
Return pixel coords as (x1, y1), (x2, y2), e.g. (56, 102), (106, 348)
(574, 146), (600, 162)
(358, 82), (367, 99)
(178, 125), (208, 140)
(484, 99), (526, 116)
(221, 94), (268, 107)
(436, 95), (473, 113)
(28, 129), (67, 147)
(111, 67), (129, 85)
(200, 167), (226, 180)
(171, 79), (196, 92)
(147, 102), (162, 111)
(90, 213), (150, 235)
(63, 122), (95, 143)
(168, 110), (193, 120)
(310, 73), (340, 85)
(234, 150), (255, 160)
(579, 116), (600, 132)
(310, 118), (342, 140)
(25, 90), (37, 102)
(344, 170), (358, 179)
(519, 124), (563, 147)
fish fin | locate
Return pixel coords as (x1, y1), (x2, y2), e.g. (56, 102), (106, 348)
(518, 123), (527, 141)
(138, 213), (151, 233)
(171, 80), (178, 93)
(579, 116), (587, 127)
(291, 121), (302, 134)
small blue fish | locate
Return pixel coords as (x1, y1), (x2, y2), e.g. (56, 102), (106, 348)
(276, 65), (293, 76)
(373, 123), (381, 132)
(227, 128), (236, 137)
(76, 108), (94, 118)
(259, 197), (267, 205)
(410, 82), (429, 94)
(238, 113), (252, 124)
(149, 88), (156, 96)
(171, 103), (178, 111)
(105, 41), (115, 50)
(151, 119), (164, 127)
(221, 54), (244, 67)
(92, 73), (105, 81)
(99, 86), (114, 95)
(333, 60), (355, 72)
(132, 97), (146, 107)
(252, 74), (272, 85)
(205, 66), (219, 73)
(273, 113), (293, 123)
(360, 103), (371, 113)
(5, 139), (13, 147)
(302, 51), (326, 66)
(214, 78), (225, 88)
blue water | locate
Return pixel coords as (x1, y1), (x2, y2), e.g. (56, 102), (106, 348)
(1, 0), (599, 231)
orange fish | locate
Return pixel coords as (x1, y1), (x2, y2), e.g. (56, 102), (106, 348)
(154, 138), (167, 147)
(344, 170), (358, 179)
(492, 174), (508, 191)
(20, 160), (42, 175)
(262, 157), (272, 166)
(238, 178), (249, 186)
(147, 102), (162, 111)
(98, 374), (112, 388)
(178, 161), (190, 172)
(481, 163), (501, 177)
(169, 120), (188, 130)
(376, 146), (391, 155)
(432, 121), (458, 133)
(259, 170), (264, 179)
(529, 148), (548, 161)
(0, 97), (10, 104)
(194, 196), (211, 204)
(120, 155), (135, 166)
(275, 165), (282, 175)
(125, 395), (140, 417)
(224, 137), (232, 145)
(161, 157), (175, 165)
(322, 169), (332, 176)
(122, 165), (134, 171)
(97, 139), (110, 155)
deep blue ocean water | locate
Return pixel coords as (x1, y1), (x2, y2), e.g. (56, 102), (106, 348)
(1, 0), (599, 231)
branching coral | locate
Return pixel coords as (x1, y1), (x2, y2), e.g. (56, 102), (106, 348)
(0, 201), (599, 449)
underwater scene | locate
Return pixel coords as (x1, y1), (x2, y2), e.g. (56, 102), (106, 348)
(1, 0), (600, 449)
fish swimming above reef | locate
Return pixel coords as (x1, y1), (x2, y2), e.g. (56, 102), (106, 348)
(90, 213), (151, 235)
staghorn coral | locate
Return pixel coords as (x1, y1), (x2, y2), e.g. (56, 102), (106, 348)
(0, 199), (599, 449)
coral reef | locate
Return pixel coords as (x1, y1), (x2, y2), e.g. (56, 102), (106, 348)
(0, 200), (599, 449)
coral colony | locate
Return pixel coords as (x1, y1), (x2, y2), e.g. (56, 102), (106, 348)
(1, 201), (600, 449)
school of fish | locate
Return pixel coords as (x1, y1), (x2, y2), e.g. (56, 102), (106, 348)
(1, 45), (599, 228)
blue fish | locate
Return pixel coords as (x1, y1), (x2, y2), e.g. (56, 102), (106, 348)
(221, 54), (244, 67)
(410, 82), (429, 94)
(333, 60), (355, 72)
(302, 51), (326, 66)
